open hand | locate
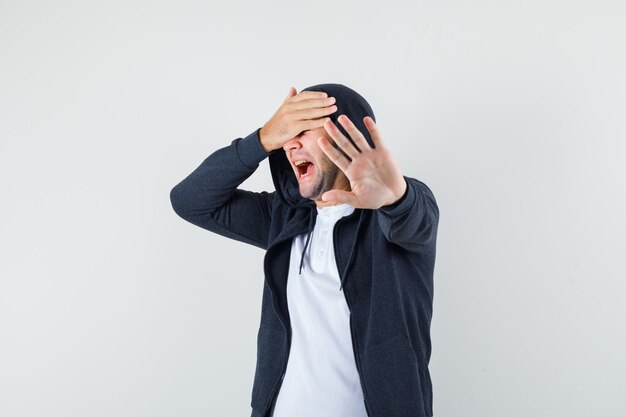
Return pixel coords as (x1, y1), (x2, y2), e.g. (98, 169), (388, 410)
(259, 87), (338, 152)
(318, 115), (407, 209)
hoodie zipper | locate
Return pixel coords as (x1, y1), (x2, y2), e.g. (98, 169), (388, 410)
(263, 231), (304, 417)
(333, 217), (375, 417)
(265, 322), (290, 417)
(263, 269), (292, 417)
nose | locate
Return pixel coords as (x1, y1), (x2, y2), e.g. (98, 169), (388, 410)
(282, 137), (302, 152)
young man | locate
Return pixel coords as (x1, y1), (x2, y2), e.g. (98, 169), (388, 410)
(170, 83), (439, 417)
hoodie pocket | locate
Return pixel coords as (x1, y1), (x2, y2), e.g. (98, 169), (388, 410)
(361, 333), (427, 417)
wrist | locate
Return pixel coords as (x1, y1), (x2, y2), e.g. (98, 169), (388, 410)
(259, 128), (272, 153)
(384, 179), (408, 207)
(259, 127), (276, 153)
(236, 128), (271, 168)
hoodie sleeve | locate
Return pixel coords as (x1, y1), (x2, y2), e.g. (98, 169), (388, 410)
(169, 128), (274, 250)
(375, 176), (439, 253)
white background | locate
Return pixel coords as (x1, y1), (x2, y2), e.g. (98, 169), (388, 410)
(1, 1), (625, 416)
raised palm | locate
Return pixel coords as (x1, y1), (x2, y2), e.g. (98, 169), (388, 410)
(318, 115), (407, 209)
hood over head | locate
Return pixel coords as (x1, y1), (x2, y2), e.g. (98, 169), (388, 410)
(268, 83), (376, 208)
(267, 83), (376, 289)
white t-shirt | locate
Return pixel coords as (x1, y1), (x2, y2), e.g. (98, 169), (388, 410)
(269, 203), (368, 417)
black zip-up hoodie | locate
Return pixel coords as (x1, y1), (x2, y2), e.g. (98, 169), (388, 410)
(170, 83), (439, 417)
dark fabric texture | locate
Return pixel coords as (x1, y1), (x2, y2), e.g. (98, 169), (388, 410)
(170, 83), (439, 417)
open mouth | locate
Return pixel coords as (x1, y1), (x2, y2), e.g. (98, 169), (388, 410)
(294, 159), (315, 181)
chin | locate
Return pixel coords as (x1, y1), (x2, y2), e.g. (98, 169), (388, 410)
(298, 188), (318, 200)
(298, 182), (324, 200)
(297, 164), (337, 200)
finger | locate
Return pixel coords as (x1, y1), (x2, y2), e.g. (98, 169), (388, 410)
(291, 96), (335, 111)
(323, 118), (361, 160)
(301, 116), (332, 131)
(290, 90), (328, 102)
(338, 114), (372, 152)
(318, 137), (350, 172)
(321, 190), (359, 206)
(283, 87), (297, 103)
(363, 116), (385, 148)
(295, 102), (337, 120)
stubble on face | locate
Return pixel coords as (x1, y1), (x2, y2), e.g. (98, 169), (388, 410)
(284, 125), (351, 204)
(299, 152), (341, 201)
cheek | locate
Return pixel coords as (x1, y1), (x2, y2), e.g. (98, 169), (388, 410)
(320, 152), (337, 169)
(314, 154), (329, 172)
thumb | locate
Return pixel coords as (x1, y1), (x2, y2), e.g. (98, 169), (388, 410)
(321, 190), (358, 206)
(284, 87), (297, 102)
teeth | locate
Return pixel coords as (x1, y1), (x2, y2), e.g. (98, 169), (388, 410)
(295, 160), (309, 166)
